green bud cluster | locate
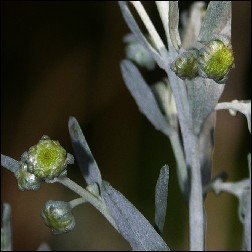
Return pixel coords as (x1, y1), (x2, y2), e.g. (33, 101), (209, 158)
(26, 135), (67, 180)
(15, 135), (71, 191)
(170, 38), (234, 84)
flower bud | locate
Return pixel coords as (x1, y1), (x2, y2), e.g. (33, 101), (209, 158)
(170, 50), (198, 79)
(15, 162), (41, 191)
(25, 135), (67, 180)
(41, 200), (75, 234)
(197, 38), (234, 83)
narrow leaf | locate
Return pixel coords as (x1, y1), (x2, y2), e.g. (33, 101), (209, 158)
(101, 181), (170, 251)
(68, 117), (102, 186)
(198, 1), (231, 42)
(242, 153), (251, 251)
(186, 78), (225, 134)
(118, 1), (166, 67)
(156, 1), (181, 51)
(240, 188), (251, 251)
(151, 80), (178, 129)
(168, 2), (181, 50)
(198, 111), (215, 189)
(248, 153), (251, 181)
(181, 1), (206, 49)
(1, 203), (12, 251)
(154, 165), (169, 234)
(130, 1), (167, 56)
(155, 2), (170, 48)
(1, 154), (19, 174)
(121, 60), (171, 137)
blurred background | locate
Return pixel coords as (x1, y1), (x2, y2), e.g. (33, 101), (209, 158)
(1, 1), (251, 250)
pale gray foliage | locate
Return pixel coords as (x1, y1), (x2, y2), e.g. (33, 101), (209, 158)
(154, 165), (169, 234)
(120, 60), (171, 137)
(198, 1), (231, 42)
(68, 116), (102, 186)
(1, 203), (12, 251)
(101, 181), (170, 251)
(1, 154), (19, 174)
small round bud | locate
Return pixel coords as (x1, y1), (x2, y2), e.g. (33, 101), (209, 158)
(197, 39), (234, 83)
(170, 50), (198, 79)
(15, 162), (41, 191)
(41, 200), (75, 234)
(25, 136), (67, 180)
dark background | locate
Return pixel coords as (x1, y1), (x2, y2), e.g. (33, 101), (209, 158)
(1, 1), (251, 250)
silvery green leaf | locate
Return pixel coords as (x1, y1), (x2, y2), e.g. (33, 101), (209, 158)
(1, 154), (19, 174)
(248, 153), (251, 180)
(124, 35), (156, 70)
(241, 153), (251, 251)
(167, 1), (181, 50)
(101, 181), (170, 251)
(154, 165), (169, 234)
(151, 79), (178, 130)
(129, 2), (168, 59)
(1, 203), (12, 251)
(198, 111), (215, 189)
(240, 188), (251, 251)
(119, 2), (167, 68)
(120, 60), (171, 137)
(156, 2), (181, 51)
(181, 1), (206, 49)
(155, 2), (169, 46)
(198, 1), (231, 42)
(215, 100), (251, 133)
(68, 117), (102, 186)
(37, 243), (51, 251)
(186, 78), (225, 134)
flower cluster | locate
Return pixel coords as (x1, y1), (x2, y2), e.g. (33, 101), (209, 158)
(171, 38), (234, 84)
(15, 135), (73, 191)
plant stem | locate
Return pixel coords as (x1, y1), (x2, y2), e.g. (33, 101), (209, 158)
(69, 197), (87, 209)
(188, 136), (204, 251)
(169, 130), (188, 201)
(55, 177), (118, 231)
(165, 69), (204, 250)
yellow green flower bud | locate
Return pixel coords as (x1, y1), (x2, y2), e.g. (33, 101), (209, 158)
(41, 200), (75, 234)
(197, 39), (234, 83)
(26, 135), (67, 180)
(170, 50), (198, 79)
(15, 162), (41, 191)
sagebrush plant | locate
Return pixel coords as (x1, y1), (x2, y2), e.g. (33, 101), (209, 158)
(1, 1), (251, 251)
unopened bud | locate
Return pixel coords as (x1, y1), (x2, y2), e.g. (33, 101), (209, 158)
(41, 200), (75, 234)
(170, 50), (198, 79)
(15, 162), (41, 191)
(25, 136), (68, 180)
(197, 38), (234, 83)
